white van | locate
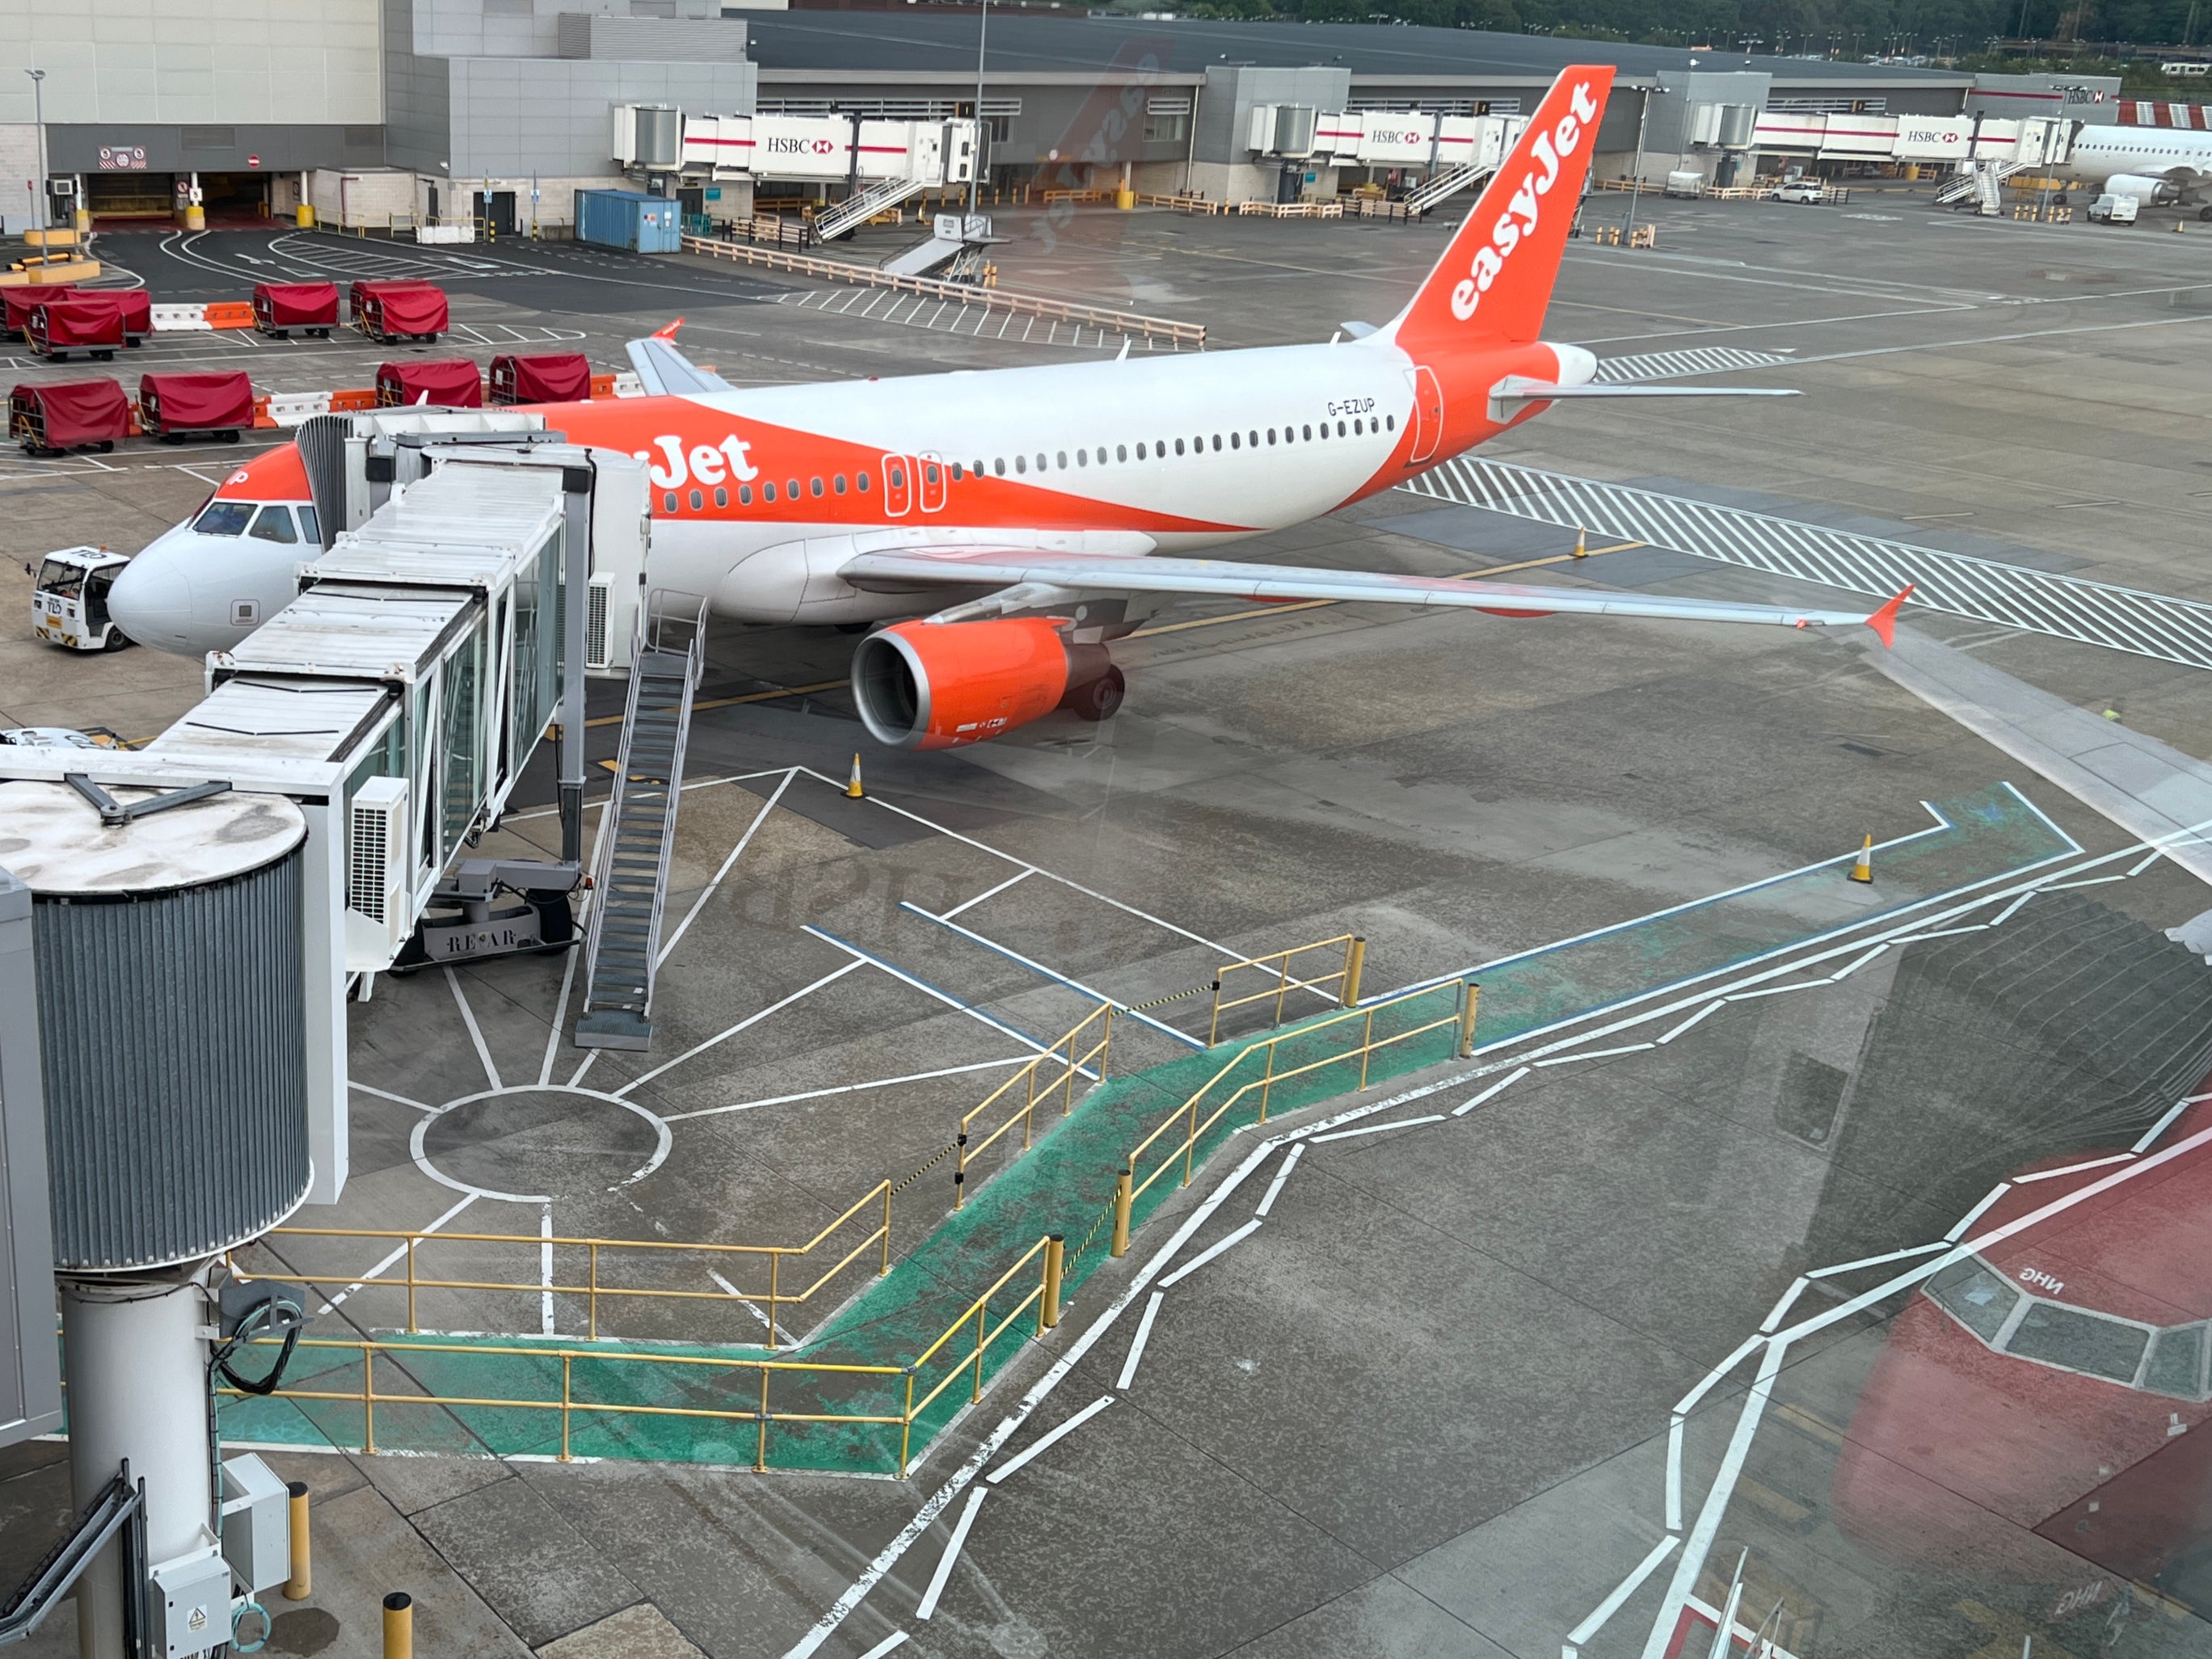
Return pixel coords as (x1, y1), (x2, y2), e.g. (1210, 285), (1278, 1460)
(2088, 192), (2140, 224)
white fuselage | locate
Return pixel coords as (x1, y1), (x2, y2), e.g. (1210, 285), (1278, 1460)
(2060, 124), (2212, 192)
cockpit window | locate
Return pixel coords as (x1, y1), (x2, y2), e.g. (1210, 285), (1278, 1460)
(193, 502), (255, 537)
(297, 504), (320, 545)
(2007, 1303), (2150, 1384)
(1928, 1258), (2020, 1343)
(247, 506), (298, 545)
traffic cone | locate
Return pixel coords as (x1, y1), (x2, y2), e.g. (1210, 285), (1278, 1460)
(1572, 527), (1588, 558)
(1848, 833), (1873, 884)
(846, 753), (865, 799)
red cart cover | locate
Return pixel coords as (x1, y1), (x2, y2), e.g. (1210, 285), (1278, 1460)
(491, 352), (591, 404)
(111, 290), (153, 336)
(11, 379), (129, 448)
(29, 297), (124, 351)
(255, 281), (340, 327)
(3, 285), (74, 337)
(140, 371), (255, 432)
(349, 278), (420, 318)
(356, 282), (448, 336)
(376, 358), (482, 408)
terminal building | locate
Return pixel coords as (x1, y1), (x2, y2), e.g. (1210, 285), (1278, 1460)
(0, 5), (2123, 234)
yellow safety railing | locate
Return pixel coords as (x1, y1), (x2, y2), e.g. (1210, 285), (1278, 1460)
(1208, 933), (1363, 1043)
(220, 1227), (1072, 1479)
(1127, 981), (1473, 1214)
(218, 1335), (909, 1472)
(236, 1179), (892, 1350)
(954, 1001), (1114, 1208)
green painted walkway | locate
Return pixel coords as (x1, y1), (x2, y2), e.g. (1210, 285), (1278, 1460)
(221, 785), (2075, 1474)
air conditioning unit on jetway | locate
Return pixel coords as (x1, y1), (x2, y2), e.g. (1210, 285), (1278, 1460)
(344, 775), (411, 971)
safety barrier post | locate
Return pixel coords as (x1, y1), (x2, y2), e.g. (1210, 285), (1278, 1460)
(1208, 978), (1224, 1046)
(766, 1254), (782, 1350)
(1022, 1062), (1038, 1151)
(1359, 1007), (1376, 1089)
(1182, 1089), (1200, 1187)
(1110, 1168), (1132, 1257)
(881, 1184), (893, 1276)
(954, 1131), (968, 1209)
(362, 1349), (376, 1455)
(971, 1303), (988, 1402)
(1257, 1038), (1278, 1123)
(755, 1368), (770, 1472)
(1342, 936), (1367, 1008)
(1457, 980), (1480, 1059)
(382, 1593), (412, 1659)
(588, 1242), (599, 1341)
(899, 1370), (916, 1477)
(284, 1483), (310, 1600)
(1098, 1004), (1114, 1080)
(1039, 1236), (1064, 1332)
(559, 1355), (572, 1462)
(405, 1236), (417, 1333)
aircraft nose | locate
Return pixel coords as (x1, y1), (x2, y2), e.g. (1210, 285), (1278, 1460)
(107, 554), (196, 650)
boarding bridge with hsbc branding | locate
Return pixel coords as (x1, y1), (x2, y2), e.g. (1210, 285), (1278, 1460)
(1246, 104), (1529, 210)
(673, 111), (982, 238)
(1747, 109), (2075, 171)
(0, 414), (670, 1206)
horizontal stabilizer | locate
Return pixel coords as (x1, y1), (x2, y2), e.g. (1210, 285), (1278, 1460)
(1490, 376), (1801, 402)
(626, 334), (732, 398)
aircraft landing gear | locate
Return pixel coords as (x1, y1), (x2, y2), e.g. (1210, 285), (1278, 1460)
(2198, 204), (2212, 221)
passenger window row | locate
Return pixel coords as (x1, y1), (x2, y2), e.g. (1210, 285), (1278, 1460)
(657, 413), (1401, 513)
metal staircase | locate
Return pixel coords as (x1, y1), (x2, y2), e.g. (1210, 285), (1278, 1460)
(1935, 159), (2028, 213)
(575, 589), (708, 1051)
(815, 177), (931, 242)
(1402, 162), (1493, 217)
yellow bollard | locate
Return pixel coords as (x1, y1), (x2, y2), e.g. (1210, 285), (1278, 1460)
(1039, 1235), (1064, 1331)
(283, 1482), (311, 1600)
(183, 204), (206, 231)
(383, 1593), (413, 1659)
(846, 752), (865, 798)
(1110, 1167), (1132, 1257)
(1456, 980), (1480, 1059)
(1849, 833), (1873, 885)
(1572, 527), (1587, 558)
(1341, 936), (1366, 1008)
(297, 203), (317, 229)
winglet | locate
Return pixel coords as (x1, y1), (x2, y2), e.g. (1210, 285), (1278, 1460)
(652, 318), (685, 339)
(1865, 584), (1914, 648)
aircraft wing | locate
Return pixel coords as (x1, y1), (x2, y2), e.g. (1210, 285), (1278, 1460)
(840, 547), (1909, 642)
(625, 332), (733, 397)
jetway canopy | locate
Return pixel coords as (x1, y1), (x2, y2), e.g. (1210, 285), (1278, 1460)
(1247, 106), (1523, 169)
(678, 113), (980, 186)
(1751, 111), (2073, 166)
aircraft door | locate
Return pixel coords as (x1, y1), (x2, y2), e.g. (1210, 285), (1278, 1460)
(1407, 365), (1443, 463)
(882, 455), (912, 517)
(917, 452), (946, 513)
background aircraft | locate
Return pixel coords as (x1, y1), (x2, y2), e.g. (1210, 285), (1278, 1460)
(2058, 122), (2212, 216)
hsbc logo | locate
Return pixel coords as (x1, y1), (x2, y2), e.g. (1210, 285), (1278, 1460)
(1449, 81), (1599, 323)
(765, 137), (840, 156)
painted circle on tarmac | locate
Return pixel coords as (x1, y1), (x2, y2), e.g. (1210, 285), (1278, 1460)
(411, 1085), (673, 1204)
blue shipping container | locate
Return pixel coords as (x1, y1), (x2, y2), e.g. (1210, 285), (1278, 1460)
(573, 189), (682, 254)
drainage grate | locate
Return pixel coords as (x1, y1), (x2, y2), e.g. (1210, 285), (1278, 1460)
(1403, 457), (2212, 671)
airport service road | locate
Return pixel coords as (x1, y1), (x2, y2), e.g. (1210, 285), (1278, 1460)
(6, 194), (2212, 1659)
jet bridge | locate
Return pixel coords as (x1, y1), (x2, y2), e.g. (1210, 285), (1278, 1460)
(0, 440), (652, 1206)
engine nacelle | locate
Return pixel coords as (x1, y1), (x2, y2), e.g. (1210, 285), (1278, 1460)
(852, 618), (1123, 749)
(2105, 172), (2181, 204)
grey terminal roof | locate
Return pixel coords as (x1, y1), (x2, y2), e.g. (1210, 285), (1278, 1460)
(744, 12), (1973, 89)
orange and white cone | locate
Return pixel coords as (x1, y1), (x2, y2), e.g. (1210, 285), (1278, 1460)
(1848, 833), (1873, 884)
(846, 752), (865, 799)
(1572, 527), (1588, 558)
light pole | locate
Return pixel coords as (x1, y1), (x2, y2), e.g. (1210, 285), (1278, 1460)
(26, 69), (46, 242)
(966, 0), (989, 218)
(1624, 79), (1658, 234)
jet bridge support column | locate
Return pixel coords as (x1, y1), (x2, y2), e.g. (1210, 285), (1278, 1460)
(559, 462), (592, 866)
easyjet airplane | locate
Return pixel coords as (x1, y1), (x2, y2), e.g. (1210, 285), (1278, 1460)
(107, 66), (1906, 750)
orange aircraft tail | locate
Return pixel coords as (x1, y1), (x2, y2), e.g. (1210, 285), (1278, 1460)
(1385, 65), (1615, 360)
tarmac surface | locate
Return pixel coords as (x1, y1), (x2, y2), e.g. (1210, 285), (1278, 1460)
(5, 185), (2212, 1659)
